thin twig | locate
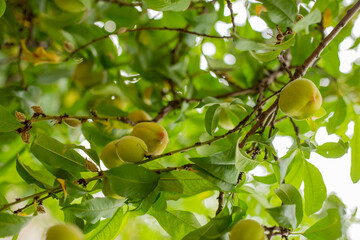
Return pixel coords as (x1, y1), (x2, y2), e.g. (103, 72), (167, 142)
(289, 118), (300, 138)
(225, 0), (236, 33)
(238, 98), (279, 148)
(28, 114), (136, 125)
(0, 175), (104, 212)
(97, 0), (142, 6)
(292, 0), (360, 80)
(64, 27), (232, 61)
(152, 164), (194, 174)
(277, 53), (293, 79)
(215, 191), (225, 215)
(263, 225), (291, 239)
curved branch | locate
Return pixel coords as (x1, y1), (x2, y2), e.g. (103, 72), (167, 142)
(292, 0), (360, 80)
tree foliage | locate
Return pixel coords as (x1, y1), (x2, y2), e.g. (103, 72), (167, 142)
(0, 0), (360, 239)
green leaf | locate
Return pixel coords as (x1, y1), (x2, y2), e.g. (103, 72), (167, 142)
(65, 144), (101, 167)
(0, 105), (22, 132)
(205, 104), (221, 136)
(278, 149), (297, 183)
(86, 208), (128, 240)
(351, 117), (360, 183)
(303, 161), (327, 216)
(107, 164), (160, 199)
(0, 213), (32, 237)
(236, 138), (261, 172)
(195, 96), (221, 109)
(65, 180), (90, 198)
(103, 6), (139, 28)
(316, 140), (349, 158)
(159, 171), (219, 196)
(63, 197), (125, 224)
(326, 97), (347, 134)
(157, 172), (183, 200)
(0, 192), (7, 206)
(302, 209), (342, 240)
(191, 149), (240, 191)
(293, 9), (321, 32)
(266, 205), (297, 229)
(16, 155), (54, 189)
(150, 209), (201, 240)
(144, 0), (191, 11)
(30, 134), (88, 179)
(250, 50), (281, 62)
(235, 34), (296, 51)
(284, 151), (305, 189)
(0, 0), (5, 19)
(235, 38), (269, 51)
(259, 0), (297, 26)
(270, 34), (297, 50)
(253, 174), (277, 185)
(183, 214), (232, 240)
(275, 184), (303, 226)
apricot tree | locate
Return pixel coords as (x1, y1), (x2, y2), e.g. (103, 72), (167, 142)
(0, 0), (360, 239)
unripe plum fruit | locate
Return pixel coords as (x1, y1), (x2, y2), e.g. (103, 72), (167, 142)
(229, 219), (266, 240)
(279, 78), (322, 120)
(100, 136), (148, 168)
(128, 110), (151, 123)
(100, 140), (125, 169)
(46, 223), (84, 240)
(131, 122), (168, 155)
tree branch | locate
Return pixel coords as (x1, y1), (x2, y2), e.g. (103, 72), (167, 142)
(140, 92), (280, 165)
(29, 114), (136, 125)
(215, 191), (225, 215)
(1, 163), (196, 213)
(292, 0), (360, 80)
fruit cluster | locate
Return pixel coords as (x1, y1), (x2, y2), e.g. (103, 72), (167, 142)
(100, 110), (169, 197)
(100, 110), (169, 167)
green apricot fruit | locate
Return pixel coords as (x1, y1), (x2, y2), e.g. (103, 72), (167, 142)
(46, 223), (84, 240)
(100, 136), (148, 168)
(128, 110), (151, 123)
(100, 140), (125, 169)
(54, 0), (86, 13)
(131, 122), (169, 155)
(229, 219), (266, 240)
(279, 78), (322, 120)
(64, 118), (82, 128)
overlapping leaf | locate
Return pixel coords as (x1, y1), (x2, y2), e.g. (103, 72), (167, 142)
(190, 149), (240, 191)
(107, 164), (160, 200)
